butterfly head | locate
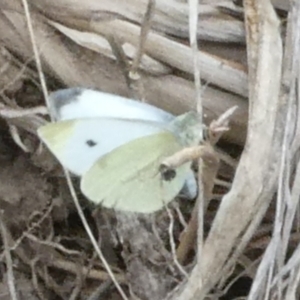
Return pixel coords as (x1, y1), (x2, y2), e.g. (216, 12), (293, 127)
(170, 111), (204, 147)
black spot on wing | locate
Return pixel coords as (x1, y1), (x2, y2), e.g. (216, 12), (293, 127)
(159, 165), (177, 181)
(86, 139), (97, 147)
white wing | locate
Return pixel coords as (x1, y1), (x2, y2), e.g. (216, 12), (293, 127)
(49, 88), (174, 123)
(38, 117), (166, 176)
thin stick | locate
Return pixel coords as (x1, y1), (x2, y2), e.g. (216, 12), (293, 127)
(20, 0), (49, 109)
(8, 124), (30, 152)
(0, 212), (18, 300)
(107, 36), (132, 94)
(21, 1), (128, 298)
(161, 145), (210, 170)
(188, 0), (202, 117)
(176, 148), (219, 264)
(130, 0), (156, 77)
(188, 0), (204, 268)
(64, 171), (129, 300)
(0, 105), (47, 118)
(166, 206), (189, 278)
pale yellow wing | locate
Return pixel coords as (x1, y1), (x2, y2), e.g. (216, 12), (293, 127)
(81, 132), (191, 213)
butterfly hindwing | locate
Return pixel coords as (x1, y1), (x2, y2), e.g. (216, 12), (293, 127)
(81, 132), (191, 213)
(37, 118), (167, 176)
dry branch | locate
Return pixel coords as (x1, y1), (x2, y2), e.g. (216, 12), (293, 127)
(0, 0), (297, 299)
(170, 1), (285, 299)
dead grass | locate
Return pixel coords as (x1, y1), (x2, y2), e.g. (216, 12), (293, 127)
(0, 0), (298, 299)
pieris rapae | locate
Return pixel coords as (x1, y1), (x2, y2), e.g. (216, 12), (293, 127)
(44, 88), (198, 197)
(38, 88), (201, 212)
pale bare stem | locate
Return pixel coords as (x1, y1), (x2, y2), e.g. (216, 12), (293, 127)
(0, 93), (17, 106)
(244, 1), (285, 300)
(21, 0), (50, 111)
(63, 170), (129, 300)
(24, 233), (82, 256)
(30, 258), (45, 299)
(188, 0), (204, 265)
(69, 270), (83, 300)
(270, 3), (300, 299)
(175, 146), (220, 266)
(249, 2), (300, 299)
(165, 206), (189, 279)
(271, 243), (300, 288)
(208, 105), (238, 145)
(173, 203), (188, 229)
(0, 105), (47, 118)
(0, 51), (32, 95)
(285, 264), (300, 299)
(86, 280), (113, 300)
(217, 260), (256, 298)
(48, 258), (126, 282)
(173, 0), (282, 297)
(21, 3), (128, 298)
(106, 36), (132, 93)
(8, 124), (29, 152)
(176, 203), (199, 265)
(0, 212), (18, 300)
(212, 105), (239, 128)
(215, 148), (238, 169)
(130, 0), (156, 78)
(161, 145), (207, 170)
(280, 0), (300, 261)
(188, 0), (201, 116)
(107, 36), (145, 101)
(214, 178), (231, 189)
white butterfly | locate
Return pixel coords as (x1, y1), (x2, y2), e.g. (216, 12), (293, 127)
(38, 88), (199, 212)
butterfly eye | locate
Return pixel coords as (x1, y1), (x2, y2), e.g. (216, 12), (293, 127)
(86, 139), (97, 147)
(159, 164), (177, 181)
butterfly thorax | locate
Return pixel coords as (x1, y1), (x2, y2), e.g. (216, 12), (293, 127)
(169, 111), (203, 147)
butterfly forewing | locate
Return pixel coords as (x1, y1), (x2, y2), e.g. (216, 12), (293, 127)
(37, 120), (76, 158)
(38, 118), (167, 176)
(81, 132), (190, 213)
(50, 88), (174, 123)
